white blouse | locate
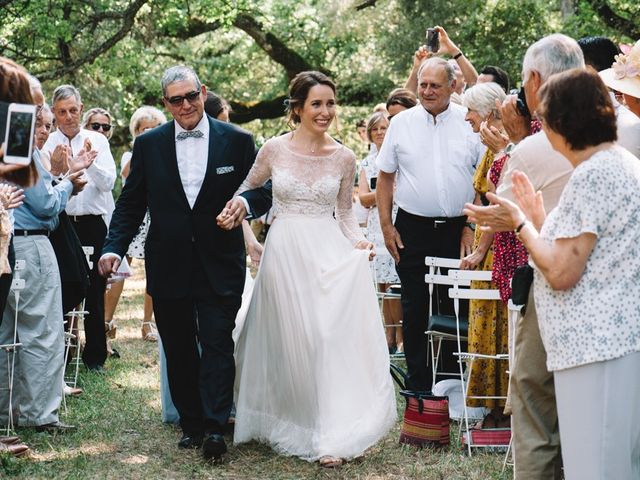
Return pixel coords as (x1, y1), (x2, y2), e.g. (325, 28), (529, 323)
(534, 146), (640, 371)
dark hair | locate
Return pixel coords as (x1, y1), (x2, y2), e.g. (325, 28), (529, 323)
(286, 71), (336, 126)
(577, 36), (619, 72)
(538, 67), (617, 151)
(385, 88), (417, 111)
(0, 57), (39, 187)
(204, 91), (231, 119)
(355, 119), (366, 129)
(480, 66), (510, 93)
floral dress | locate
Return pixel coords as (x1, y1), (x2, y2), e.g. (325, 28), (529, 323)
(466, 149), (509, 408)
(121, 151), (149, 259)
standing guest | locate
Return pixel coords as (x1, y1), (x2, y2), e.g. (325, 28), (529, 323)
(386, 88), (417, 120)
(477, 66), (510, 93)
(467, 67), (640, 480)
(358, 111), (403, 354)
(99, 65), (272, 461)
(82, 107), (114, 140)
(459, 82), (509, 428)
(104, 106), (167, 344)
(377, 57), (483, 392)
(204, 91), (232, 122)
(44, 85), (117, 373)
(0, 105), (87, 433)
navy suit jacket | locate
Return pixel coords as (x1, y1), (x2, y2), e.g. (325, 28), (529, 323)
(102, 115), (271, 299)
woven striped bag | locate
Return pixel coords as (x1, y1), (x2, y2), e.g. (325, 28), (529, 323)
(399, 390), (450, 447)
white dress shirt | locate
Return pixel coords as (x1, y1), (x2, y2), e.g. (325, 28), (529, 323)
(43, 128), (116, 221)
(175, 115), (209, 208)
(376, 103), (483, 217)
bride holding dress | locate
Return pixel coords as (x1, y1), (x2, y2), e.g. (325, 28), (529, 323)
(219, 71), (396, 467)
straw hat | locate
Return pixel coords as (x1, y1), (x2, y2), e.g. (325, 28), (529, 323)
(599, 39), (640, 99)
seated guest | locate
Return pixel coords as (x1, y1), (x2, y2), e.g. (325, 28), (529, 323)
(459, 82), (509, 428)
(0, 106), (86, 433)
(466, 67), (640, 480)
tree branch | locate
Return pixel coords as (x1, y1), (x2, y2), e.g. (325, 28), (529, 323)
(229, 95), (288, 123)
(585, 0), (640, 39)
(37, 0), (148, 80)
(354, 0), (378, 11)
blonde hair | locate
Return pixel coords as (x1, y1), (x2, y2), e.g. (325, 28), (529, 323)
(129, 106), (167, 139)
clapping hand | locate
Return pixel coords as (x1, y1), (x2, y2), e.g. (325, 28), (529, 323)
(49, 144), (70, 176)
(70, 147), (97, 172)
(0, 183), (24, 210)
(68, 170), (88, 195)
(479, 120), (509, 153)
(498, 97), (530, 145)
(216, 197), (247, 230)
(512, 170), (545, 229)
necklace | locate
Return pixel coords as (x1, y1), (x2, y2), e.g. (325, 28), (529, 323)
(291, 131), (321, 154)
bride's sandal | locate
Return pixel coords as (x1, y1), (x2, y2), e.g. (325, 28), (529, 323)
(141, 321), (158, 342)
(319, 456), (344, 468)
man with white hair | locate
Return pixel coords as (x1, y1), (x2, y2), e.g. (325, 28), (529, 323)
(377, 57), (483, 393)
(43, 84), (116, 373)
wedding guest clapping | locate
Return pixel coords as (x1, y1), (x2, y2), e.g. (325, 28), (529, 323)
(466, 67), (640, 480)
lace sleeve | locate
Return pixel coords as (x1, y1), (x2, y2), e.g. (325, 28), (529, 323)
(335, 149), (366, 246)
(235, 138), (274, 196)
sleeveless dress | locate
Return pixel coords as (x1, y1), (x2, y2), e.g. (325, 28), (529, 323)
(233, 135), (397, 461)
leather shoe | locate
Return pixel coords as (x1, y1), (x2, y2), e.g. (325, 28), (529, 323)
(35, 421), (77, 434)
(178, 433), (203, 449)
(202, 433), (227, 461)
(0, 442), (30, 456)
(86, 364), (105, 374)
(0, 435), (21, 445)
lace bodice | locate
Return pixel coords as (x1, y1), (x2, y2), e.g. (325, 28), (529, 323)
(236, 134), (365, 245)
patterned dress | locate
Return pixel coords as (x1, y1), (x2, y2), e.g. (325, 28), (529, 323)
(466, 149), (509, 408)
(121, 151), (149, 259)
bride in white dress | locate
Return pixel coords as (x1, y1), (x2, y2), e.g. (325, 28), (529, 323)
(224, 71), (396, 466)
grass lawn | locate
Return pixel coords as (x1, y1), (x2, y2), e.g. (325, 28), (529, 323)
(1, 262), (511, 479)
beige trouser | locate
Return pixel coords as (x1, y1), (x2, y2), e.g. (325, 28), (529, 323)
(509, 288), (562, 479)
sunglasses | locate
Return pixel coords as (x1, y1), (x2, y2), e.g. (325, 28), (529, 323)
(165, 90), (201, 106)
(90, 122), (112, 132)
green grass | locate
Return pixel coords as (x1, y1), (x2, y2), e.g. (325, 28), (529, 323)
(1, 263), (511, 479)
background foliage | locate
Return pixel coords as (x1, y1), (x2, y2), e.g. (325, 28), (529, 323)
(1, 0), (638, 165)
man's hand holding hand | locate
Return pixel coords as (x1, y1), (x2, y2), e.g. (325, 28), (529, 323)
(98, 255), (121, 278)
(216, 197), (247, 230)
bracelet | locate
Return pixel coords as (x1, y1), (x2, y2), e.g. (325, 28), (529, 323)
(514, 220), (527, 235)
(453, 51), (463, 60)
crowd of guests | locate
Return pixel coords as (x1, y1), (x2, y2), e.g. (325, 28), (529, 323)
(1, 24), (640, 479)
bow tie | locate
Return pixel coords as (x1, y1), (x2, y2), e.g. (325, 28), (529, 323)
(176, 130), (204, 141)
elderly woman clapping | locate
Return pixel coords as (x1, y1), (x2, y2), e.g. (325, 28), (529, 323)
(465, 68), (640, 480)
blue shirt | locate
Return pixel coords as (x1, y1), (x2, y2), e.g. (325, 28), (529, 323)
(13, 150), (74, 231)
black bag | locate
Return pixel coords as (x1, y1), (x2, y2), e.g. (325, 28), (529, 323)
(49, 211), (90, 313)
(511, 264), (533, 312)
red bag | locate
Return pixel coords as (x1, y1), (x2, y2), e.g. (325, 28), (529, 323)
(399, 390), (450, 447)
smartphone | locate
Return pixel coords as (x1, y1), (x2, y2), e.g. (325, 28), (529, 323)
(426, 28), (440, 53)
(370, 177), (377, 190)
(516, 87), (531, 118)
(3, 103), (36, 165)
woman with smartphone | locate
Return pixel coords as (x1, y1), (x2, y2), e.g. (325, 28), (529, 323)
(358, 111), (403, 354)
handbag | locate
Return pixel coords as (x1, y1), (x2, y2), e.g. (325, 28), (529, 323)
(510, 264), (533, 313)
(390, 364), (450, 447)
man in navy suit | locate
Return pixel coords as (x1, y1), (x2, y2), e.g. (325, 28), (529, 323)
(98, 65), (271, 461)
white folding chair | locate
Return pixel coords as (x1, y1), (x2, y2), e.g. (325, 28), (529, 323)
(64, 246), (93, 390)
(424, 256), (469, 391)
(448, 269), (509, 455)
(0, 259), (26, 434)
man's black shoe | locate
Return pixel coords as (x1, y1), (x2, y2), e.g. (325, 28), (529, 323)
(202, 433), (227, 461)
(178, 433), (203, 449)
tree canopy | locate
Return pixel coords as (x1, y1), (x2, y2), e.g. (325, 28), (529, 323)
(2, 0), (638, 156)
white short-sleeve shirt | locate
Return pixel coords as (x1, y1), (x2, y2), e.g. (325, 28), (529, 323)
(376, 103), (482, 217)
(534, 146), (640, 371)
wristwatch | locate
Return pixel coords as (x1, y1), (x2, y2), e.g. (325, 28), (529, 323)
(465, 222), (476, 231)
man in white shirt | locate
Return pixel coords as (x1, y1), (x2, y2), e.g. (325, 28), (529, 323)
(43, 84), (116, 372)
(377, 57), (483, 392)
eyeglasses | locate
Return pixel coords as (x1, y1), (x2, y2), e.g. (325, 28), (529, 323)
(90, 122), (112, 132)
(165, 91), (201, 106)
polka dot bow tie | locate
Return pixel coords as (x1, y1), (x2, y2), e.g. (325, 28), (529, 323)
(176, 130), (204, 141)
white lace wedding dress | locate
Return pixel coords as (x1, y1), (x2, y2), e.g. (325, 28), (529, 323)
(233, 134), (397, 461)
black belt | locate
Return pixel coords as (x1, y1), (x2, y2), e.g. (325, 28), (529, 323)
(70, 215), (101, 223)
(14, 229), (50, 237)
(398, 209), (466, 229)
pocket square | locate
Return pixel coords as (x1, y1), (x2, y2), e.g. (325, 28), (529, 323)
(216, 166), (234, 175)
